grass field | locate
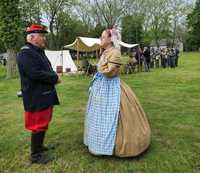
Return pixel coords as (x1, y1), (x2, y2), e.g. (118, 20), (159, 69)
(0, 52), (200, 173)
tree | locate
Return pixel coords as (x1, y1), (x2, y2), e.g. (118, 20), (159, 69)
(83, 0), (134, 29)
(89, 23), (107, 38)
(20, 0), (43, 28)
(0, 41), (6, 53)
(145, 0), (171, 48)
(19, 0), (44, 50)
(121, 15), (143, 53)
(0, 0), (23, 77)
(176, 2), (195, 52)
(170, 0), (186, 46)
(122, 0), (147, 43)
(43, 0), (75, 50)
(187, 0), (200, 48)
(50, 14), (88, 50)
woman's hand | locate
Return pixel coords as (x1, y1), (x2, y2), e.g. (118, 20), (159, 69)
(100, 52), (107, 60)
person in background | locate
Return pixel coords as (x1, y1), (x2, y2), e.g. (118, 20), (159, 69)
(0, 54), (4, 66)
(84, 29), (151, 157)
(135, 47), (143, 72)
(3, 56), (6, 66)
(155, 48), (160, 68)
(82, 57), (94, 76)
(166, 48), (171, 67)
(160, 48), (167, 68)
(175, 46), (179, 66)
(18, 25), (62, 164)
(143, 46), (150, 72)
(0, 54), (6, 66)
(150, 49), (155, 68)
(170, 48), (176, 68)
(131, 49), (136, 57)
(124, 53), (137, 74)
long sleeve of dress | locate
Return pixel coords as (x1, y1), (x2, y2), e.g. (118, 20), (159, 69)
(100, 49), (122, 78)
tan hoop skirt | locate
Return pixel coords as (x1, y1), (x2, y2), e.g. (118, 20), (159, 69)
(113, 79), (151, 157)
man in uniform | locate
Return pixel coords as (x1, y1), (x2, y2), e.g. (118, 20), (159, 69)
(150, 49), (155, 68)
(131, 49), (136, 57)
(17, 25), (62, 164)
(175, 46), (179, 66)
(82, 57), (94, 75)
(160, 48), (167, 68)
(135, 48), (143, 72)
(143, 46), (150, 72)
(124, 52), (137, 74)
(170, 48), (176, 68)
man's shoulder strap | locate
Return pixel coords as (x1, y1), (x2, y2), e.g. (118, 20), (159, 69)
(20, 46), (29, 50)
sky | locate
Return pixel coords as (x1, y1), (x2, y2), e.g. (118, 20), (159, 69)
(188, 0), (196, 3)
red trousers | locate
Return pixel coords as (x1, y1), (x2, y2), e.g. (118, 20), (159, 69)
(25, 105), (54, 133)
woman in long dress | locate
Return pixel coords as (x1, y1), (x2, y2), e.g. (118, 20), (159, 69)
(84, 29), (151, 157)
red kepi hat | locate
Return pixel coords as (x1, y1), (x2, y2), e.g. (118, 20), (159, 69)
(26, 25), (48, 35)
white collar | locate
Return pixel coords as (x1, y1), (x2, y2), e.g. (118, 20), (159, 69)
(105, 46), (114, 53)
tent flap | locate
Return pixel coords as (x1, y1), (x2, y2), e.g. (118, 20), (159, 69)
(64, 37), (138, 52)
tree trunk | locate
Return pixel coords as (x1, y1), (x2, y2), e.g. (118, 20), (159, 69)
(56, 24), (59, 50)
(56, 33), (59, 50)
(36, 0), (41, 25)
(156, 38), (159, 48)
(136, 27), (138, 43)
(49, 20), (54, 50)
(6, 49), (17, 78)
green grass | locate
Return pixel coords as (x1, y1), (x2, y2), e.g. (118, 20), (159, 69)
(0, 52), (200, 173)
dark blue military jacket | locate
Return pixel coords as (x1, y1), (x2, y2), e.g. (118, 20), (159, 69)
(143, 49), (150, 62)
(18, 42), (59, 111)
(135, 50), (143, 65)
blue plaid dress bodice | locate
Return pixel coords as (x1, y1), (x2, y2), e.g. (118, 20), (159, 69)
(84, 57), (121, 155)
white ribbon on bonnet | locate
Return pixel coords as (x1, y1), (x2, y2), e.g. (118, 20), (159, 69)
(110, 29), (121, 51)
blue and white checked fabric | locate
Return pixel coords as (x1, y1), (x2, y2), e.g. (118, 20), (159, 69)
(84, 57), (121, 155)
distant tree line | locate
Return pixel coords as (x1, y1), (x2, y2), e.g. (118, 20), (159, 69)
(0, 0), (199, 77)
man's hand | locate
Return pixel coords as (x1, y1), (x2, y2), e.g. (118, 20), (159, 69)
(55, 75), (62, 85)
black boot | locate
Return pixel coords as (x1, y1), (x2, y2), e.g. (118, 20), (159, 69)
(30, 131), (54, 164)
(40, 131), (55, 152)
(42, 145), (55, 152)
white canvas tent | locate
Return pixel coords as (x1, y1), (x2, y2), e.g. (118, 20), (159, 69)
(63, 37), (139, 77)
(45, 50), (77, 73)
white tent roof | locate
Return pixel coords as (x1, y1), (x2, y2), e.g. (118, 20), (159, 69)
(45, 50), (77, 72)
(63, 37), (138, 52)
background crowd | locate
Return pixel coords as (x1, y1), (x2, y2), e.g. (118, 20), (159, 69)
(124, 46), (180, 74)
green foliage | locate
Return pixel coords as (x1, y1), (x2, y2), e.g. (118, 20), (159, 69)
(89, 23), (107, 38)
(57, 15), (88, 49)
(0, 52), (200, 172)
(20, 0), (43, 28)
(145, 0), (171, 47)
(0, 0), (23, 51)
(121, 15), (142, 44)
(187, 0), (200, 47)
(0, 41), (6, 53)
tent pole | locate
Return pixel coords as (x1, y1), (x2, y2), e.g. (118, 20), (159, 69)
(77, 37), (80, 78)
(61, 46), (63, 76)
(138, 44), (141, 73)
